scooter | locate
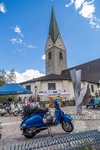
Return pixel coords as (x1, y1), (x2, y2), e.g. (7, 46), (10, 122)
(0, 102), (19, 116)
(20, 99), (74, 138)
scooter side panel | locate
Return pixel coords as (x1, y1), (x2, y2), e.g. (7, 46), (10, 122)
(22, 114), (45, 128)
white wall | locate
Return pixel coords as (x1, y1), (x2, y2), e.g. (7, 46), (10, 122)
(21, 80), (99, 100)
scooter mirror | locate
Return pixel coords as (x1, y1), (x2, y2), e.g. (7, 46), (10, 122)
(52, 99), (60, 105)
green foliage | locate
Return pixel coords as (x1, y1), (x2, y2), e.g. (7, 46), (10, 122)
(0, 95), (17, 103)
(0, 68), (16, 83)
(79, 146), (92, 150)
(0, 68), (17, 103)
(0, 80), (5, 86)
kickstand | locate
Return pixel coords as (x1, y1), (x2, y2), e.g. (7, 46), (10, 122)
(47, 127), (53, 138)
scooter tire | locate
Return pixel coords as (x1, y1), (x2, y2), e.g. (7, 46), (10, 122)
(13, 111), (19, 116)
(62, 121), (74, 132)
(23, 129), (36, 139)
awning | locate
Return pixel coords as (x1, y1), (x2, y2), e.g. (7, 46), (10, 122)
(0, 83), (32, 95)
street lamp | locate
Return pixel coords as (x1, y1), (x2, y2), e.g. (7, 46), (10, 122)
(34, 85), (37, 99)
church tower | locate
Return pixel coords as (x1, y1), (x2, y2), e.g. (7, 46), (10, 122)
(45, 7), (67, 75)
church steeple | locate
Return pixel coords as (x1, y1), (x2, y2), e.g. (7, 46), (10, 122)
(45, 7), (67, 75)
(49, 6), (59, 43)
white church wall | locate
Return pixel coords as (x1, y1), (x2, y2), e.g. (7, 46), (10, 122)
(20, 80), (99, 100)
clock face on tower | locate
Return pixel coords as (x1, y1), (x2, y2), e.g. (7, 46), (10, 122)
(48, 43), (51, 48)
(59, 43), (62, 48)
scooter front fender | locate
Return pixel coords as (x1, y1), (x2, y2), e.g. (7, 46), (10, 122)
(62, 114), (73, 122)
(21, 114), (45, 129)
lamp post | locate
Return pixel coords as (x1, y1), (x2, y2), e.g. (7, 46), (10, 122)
(34, 85), (37, 99)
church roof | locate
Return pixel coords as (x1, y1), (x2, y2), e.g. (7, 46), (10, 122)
(61, 58), (100, 84)
(49, 6), (59, 43)
(34, 74), (67, 81)
(20, 59), (100, 85)
(20, 74), (67, 85)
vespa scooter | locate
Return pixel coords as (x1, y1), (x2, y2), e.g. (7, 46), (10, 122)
(20, 99), (74, 138)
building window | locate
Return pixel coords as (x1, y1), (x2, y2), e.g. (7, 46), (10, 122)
(59, 52), (63, 60)
(48, 52), (51, 60)
(48, 83), (56, 90)
(26, 85), (31, 91)
(91, 85), (94, 92)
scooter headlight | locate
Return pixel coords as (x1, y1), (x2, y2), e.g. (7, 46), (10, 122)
(22, 123), (26, 127)
(20, 123), (26, 130)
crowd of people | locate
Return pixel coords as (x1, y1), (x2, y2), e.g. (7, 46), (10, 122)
(18, 95), (41, 106)
(87, 92), (100, 108)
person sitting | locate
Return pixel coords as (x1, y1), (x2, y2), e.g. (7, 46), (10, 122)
(89, 96), (94, 108)
(62, 98), (66, 106)
(94, 95), (99, 108)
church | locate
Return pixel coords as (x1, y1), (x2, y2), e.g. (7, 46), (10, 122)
(20, 7), (100, 99)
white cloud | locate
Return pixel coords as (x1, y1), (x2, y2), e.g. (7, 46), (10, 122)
(79, 3), (95, 19)
(11, 38), (37, 50)
(26, 44), (37, 49)
(65, 0), (75, 8)
(11, 38), (22, 44)
(65, 0), (100, 29)
(75, 0), (85, 9)
(11, 25), (37, 50)
(42, 54), (45, 60)
(15, 69), (45, 83)
(14, 25), (24, 37)
(14, 48), (26, 55)
(0, 3), (6, 13)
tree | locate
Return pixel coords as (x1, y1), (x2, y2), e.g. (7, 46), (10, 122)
(0, 80), (5, 86)
(0, 68), (16, 84)
(0, 69), (17, 103)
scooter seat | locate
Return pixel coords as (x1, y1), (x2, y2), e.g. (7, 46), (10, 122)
(23, 106), (49, 117)
(32, 107), (48, 114)
(24, 105), (37, 115)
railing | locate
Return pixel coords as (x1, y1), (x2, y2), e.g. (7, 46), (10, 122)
(2, 130), (100, 150)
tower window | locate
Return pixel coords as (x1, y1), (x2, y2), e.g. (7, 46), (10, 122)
(59, 52), (63, 60)
(48, 52), (52, 60)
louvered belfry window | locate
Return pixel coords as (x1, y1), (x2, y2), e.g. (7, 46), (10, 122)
(48, 52), (52, 60)
(59, 52), (63, 60)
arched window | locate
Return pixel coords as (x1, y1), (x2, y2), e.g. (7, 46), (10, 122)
(48, 52), (51, 60)
(59, 52), (63, 60)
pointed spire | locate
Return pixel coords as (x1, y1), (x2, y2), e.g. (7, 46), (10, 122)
(49, 6), (59, 43)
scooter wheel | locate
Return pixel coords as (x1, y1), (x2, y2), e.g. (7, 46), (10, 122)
(23, 129), (36, 139)
(62, 121), (74, 132)
(13, 111), (19, 116)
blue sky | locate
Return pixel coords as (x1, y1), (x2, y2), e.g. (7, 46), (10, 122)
(0, 0), (100, 83)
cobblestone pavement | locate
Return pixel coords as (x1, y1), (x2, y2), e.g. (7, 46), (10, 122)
(0, 106), (100, 146)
